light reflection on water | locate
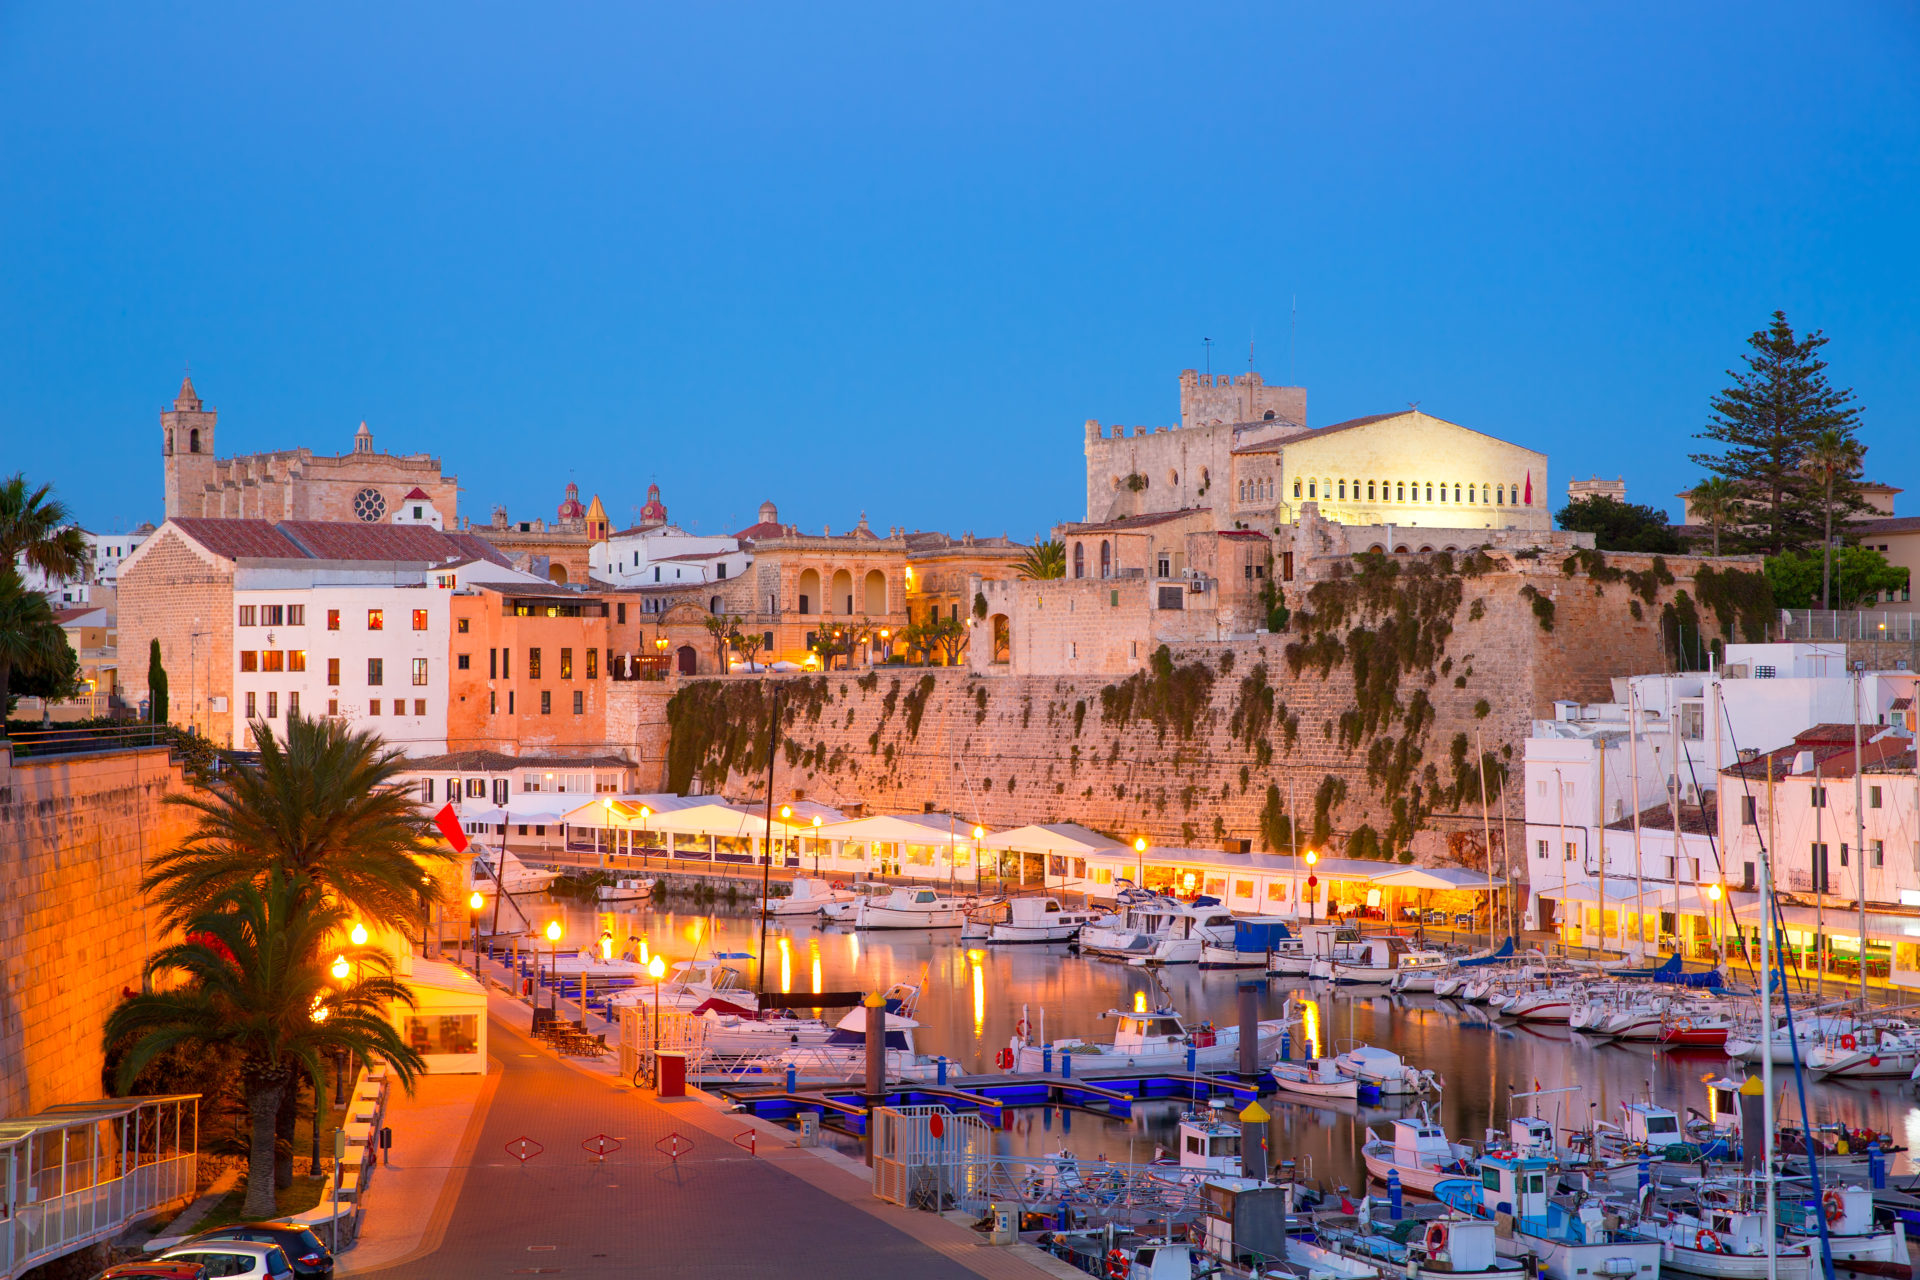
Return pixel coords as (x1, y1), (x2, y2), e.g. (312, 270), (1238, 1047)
(555, 901), (1920, 1187)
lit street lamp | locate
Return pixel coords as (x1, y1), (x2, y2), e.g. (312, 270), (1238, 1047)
(812, 813), (823, 875)
(545, 919), (563, 1016)
(467, 891), (485, 971)
(648, 954), (667, 1057)
(1133, 836), (1148, 893)
(350, 922), (369, 947)
(1304, 850), (1319, 924)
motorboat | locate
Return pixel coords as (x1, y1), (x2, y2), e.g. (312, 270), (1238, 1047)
(1321, 936), (1418, 984)
(772, 983), (934, 1079)
(608, 958), (761, 1013)
(819, 880), (891, 921)
(1200, 916), (1295, 969)
(469, 848), (562, 896)
(852, 886), (969, 929)
(960, 895), (1101, 943)
(1333, 1044), (1441, 1095)
(1149, 1104), (1247, 1179)
(1313, 1209), (1523, 1278)
(1386, 949), (1454, 993)
(1276, 922), (1367, 978)
(1780, 1183), (1910, 1276)
(1808, 1020), (1920, 1079)
(760, 876), (858, 917)
(1360, 1109), (1476, 1195)
(1436, 1153), (1666, 1280)
(1076, 895), (1236, 965)
(684, 1001), (837, 1057)
(1640, 1179), (1815, 1279)
(1008, 1004), (1288, 1074)
(1271, 1056), (1361, 1100)
(596, 877), (656, 904)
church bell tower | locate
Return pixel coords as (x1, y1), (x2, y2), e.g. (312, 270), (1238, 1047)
(162, 376), (218, 518)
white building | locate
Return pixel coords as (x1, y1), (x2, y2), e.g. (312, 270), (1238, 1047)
(588, 523), (749, 591)
(228, 554), (543, 755)
(1523, 643), (1916, 953)
(15, 522), (155, 603)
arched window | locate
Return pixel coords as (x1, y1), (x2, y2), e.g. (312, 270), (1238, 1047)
(831, 568), (853, 614)
(1425, 483), (1433, 503)
(1263, 410), (1276, 420)
(1437, 482), (1447, 503)
(864, 569), (886, 614)
(1073, 542), (1085, 578)
(1099, 541), (1112, 578)
(1468, 485), (1476, 504)
(1496, 485), (1505, 506)
(710, 595), (721, 613)
(1168, 470), (1178, 486)
(1454, 484), (1462, 503)
(797, 568), (820, 615)
(1293, 480), (1302, 500)
(189, 428), (200, 453)
(1337, 480), (1346, 500)
(1396, 482), (1405, 502)
(1367, 481), (1376, 501)
(1307, 481), (1316, 500)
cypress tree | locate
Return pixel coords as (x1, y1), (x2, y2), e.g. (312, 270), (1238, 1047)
(1690, 311), (1867, 555)
(148, 638), (168, 723)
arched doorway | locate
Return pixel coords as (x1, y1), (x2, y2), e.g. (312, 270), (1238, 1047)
(1073, 542), (1085, 578)
(830, 569), (853, 615)
(548, 564), (569, 584)
(797, 568), (819, 615)
(1099, 541), (1111, 577)
(676, 645), (697, 675)
(863, 569), (886, 614)
(991, 614), (1011, 664)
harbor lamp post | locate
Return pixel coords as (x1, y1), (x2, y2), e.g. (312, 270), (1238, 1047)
(779, 805), (793, 879)
(601, 796), (613, 873)
(1134, 837), (1148, 893)
(467, 891), (485, 971)
(1705, 882), (1724, 966)
(330, 954), (351, 1105)
(648, 954), (667, 1053)
(545, 920), (563, 1016)
(639, 805), (653, 866)
(1304, 850), (1319, 924)
(812, 814), (824, 876)
(973, 825), (986, 895)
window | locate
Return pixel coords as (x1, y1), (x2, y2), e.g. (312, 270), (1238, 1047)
(262, 604), (284, 626)
(328, 699), (338, 716)
(367, 658), (384, 686)
(1396, 482), (1405, 502)
(573, 690), (584, 715)
(457, 653), (471, 670)
(1564, 842), (1577, 862)
(402, 1013), (479, 1056)
(798, 593), (811, 615)
(239, 650), (258, 672)
(616, 603), (626, 623)
(1679, 703), (1704, 740)
(1811, 842), (1830, 892)
(414, 698), (427, 716)
(412, 609), (428, 631)
(560, 647), (573, 679)
(1841, 842), (1850, 868)
(369, 699), (381, 715)
(367, 609), (384, 631)
(717, 563), (728, 579)
(508, 691), (515, 714)
(500, 648), (511, 677)
(489, 648), (497, 679)
(245, 691), (256, 718)
(1293, 480), (1302, 499)
(1536, 839), (1548, 860)
(261, 650), (285, 672)
(489, 691), (496, 714)
(586, 648), (598, 678)
(1811, 785), (1827, 808)
(265, 691), (278, 718)
(412, 658), (429, 686)
(1741, 795), (1757, 825)
(238, 605), (256, 626)
(540, 690), (551, 715)
(528, 648), (542, 678)
(287, 691), (298, 717)
(288, 650), (306, 672)
(1873, 839), (1885, 867)
(327, 609), (340, 631)
(457, 617), (470, 634)
(1870, 785), (1883, 809)
(327, 658), (340, 686)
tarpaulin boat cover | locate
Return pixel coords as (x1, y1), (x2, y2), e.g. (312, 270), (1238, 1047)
(1608, 952), (1725, 988)
(1455, 938), (1517, 967)
(1234, 920), (1294, 952)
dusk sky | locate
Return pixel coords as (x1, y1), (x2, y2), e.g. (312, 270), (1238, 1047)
(3, 3), (1915, 539)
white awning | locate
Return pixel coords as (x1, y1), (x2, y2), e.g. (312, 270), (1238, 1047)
(818, 813), (984, 845)
(980, 823), (1124, 856)
(1368, 866), (1507, 892)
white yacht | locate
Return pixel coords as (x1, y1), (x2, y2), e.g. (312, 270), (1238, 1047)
(760, 876), (858, 917)
(596, 877), (655, 904)
(852, 886), (969, 929)
(1333, 1044), (1440, 1095)
(961, 896), (1100, 943)
(1008, 1005), (1286, 1074)
(1385, 949), (1453, 992)
(469, 849), (562, 896)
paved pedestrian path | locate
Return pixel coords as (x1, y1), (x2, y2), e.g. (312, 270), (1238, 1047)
(347, 1003), (1064, 1279)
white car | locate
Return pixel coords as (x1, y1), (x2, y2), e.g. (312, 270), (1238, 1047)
(160, 1240), (295, 1278)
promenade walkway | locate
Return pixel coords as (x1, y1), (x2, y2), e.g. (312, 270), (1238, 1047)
(346, 999), (1067, 1279)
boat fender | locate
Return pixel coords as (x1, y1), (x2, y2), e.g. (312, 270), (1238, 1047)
(1105, 1248), (1130, 1279)
(1842, 1033), (1858, 1051)
(1425, 1222), (1449, 1254)
(1695, 1230), (1726, 1254)
(1825, 1189), (1844, 1225)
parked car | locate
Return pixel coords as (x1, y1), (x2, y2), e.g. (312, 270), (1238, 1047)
(157, 1240), (294, 1279)
(95, 1263), (208, 1280)
(184, 1223), (332, 1279)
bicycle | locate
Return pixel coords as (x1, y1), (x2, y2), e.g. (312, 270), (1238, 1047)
(632, 1049), (658, 1091)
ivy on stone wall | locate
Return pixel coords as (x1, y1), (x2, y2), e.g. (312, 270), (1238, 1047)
(1692, 565), (1775, 643)
(1258, 784), (1294, 852)
(1229, 663), (1276, 752)
(902, 674), (937, 739)
(663, 676), (830, 794)
(1098, 644), (1216, 742)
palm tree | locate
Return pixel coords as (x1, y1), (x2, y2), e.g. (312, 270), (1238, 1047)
(0, 571), (73, 715)
(1802, 428), (1866, 609)
(1686, 478), (1743, 557)
(1016, 538), (1066, 580)
(144, 712), (451, 930)
(107, 872), (423, 1219)
(0, 473), (88, 585)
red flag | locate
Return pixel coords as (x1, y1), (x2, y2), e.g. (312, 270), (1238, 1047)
(1524, 472), (1533, 505)
(433, 802), (470, 853)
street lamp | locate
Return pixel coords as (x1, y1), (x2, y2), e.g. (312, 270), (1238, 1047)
(600, 929), (614, 963)
(972, 824), (986, 892)
(1705, 882), (1724, 965)
(648, 954), (667, 1056)
(639, 805), (653, 865)
(1305, 849), (1320, 925)
(601, 796), (614, 873)
(467, 891), (485, 970)
(350, 922), (369, 947)
(812, 813), (823, 875)
(1133, 836), (1148, 894)
(545, 919), (563, 1016)
(330, 954), (350, 983)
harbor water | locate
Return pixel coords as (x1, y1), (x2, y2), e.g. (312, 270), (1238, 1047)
(532, 898), (1920, 1190)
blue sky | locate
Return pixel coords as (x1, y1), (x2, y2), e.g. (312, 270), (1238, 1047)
(3, 3), (1915, 539)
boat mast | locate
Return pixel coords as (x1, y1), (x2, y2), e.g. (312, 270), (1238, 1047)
(1668, 676), (1683, 953)
(1476, 727), (1495, 951)
(1597, 731), (1608, 953)
(1629, 684), (1647, 958)
(1852, 665), (1867, 1010)
(1814, 752), (1825, 1001)
(759, 681), (783, 997)
(1761, 747), (1777, 1280)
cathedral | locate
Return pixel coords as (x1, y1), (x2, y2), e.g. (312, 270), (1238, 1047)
(161, 378), (460, 525)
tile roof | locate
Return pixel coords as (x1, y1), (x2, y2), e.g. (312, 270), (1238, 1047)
(1217, 529), (1272, 541)
(401, 749), (634, 771)
(733, 520), (787, 541)
(1607, 795), (1719, 835)
(1849, 516), (1920, 536)
(167, 518), (512, 567)
(1723, 724), (1911, 780)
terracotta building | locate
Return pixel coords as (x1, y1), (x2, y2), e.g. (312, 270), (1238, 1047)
(445, 583), (616, 756)
(711, 508), (910, 668)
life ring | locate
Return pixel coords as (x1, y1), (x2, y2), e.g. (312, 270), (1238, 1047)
(1106, 1248), (1130, 1280)
(1425, 1222), (1449, 1253)
(833, 881), (845, 890)
(1825, 1189), (1844, 1225)
(995, 1047), (1015, 1070)
(1015, 1018), (1031, 1038)
(1695, 1230), (1725, 1254)
(1842, 1033), (1858, 1051)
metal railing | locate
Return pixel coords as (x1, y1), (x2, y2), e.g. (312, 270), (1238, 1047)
(1779, 609), (1920, 642)
(0, 723), (180, 759)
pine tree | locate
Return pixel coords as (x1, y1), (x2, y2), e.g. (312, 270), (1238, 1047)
(1690, 311), (1867, 555)
(148, 638), (169, 724)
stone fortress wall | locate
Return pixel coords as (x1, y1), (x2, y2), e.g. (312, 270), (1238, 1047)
(653, 548), (1769, 861)
(0, 744), (191, 1118)
(1083, 372), (1306, 522)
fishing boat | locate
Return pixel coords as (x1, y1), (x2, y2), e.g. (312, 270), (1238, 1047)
(1271, 923), (1358, 977)
(960, 895), (1101, 943)
(1780, 1183), (1911, 1277)
(1271, 1056), (1361, 1100)
(1322, 936), (1418, 985)
(1639, 1178), (1815, 1280)
(852, 885), (969, 929)
(1008, 1004), (1287, 1074)
(819, 880), (891, 921)
(1149, 1103), (1248, 1178)
(1314, 1209), (1524, 1278)
(760, 876), (857, 917)
(596, 877), (656, 904)
(1360, 1109), (1476, 1195)
(1435, 1152), (1666, 1280)
(1333, 1044), (1441, 1095)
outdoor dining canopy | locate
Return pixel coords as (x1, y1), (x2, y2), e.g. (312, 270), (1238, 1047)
(815, 812), (988, 877)
(978, 822), (1123, 885)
